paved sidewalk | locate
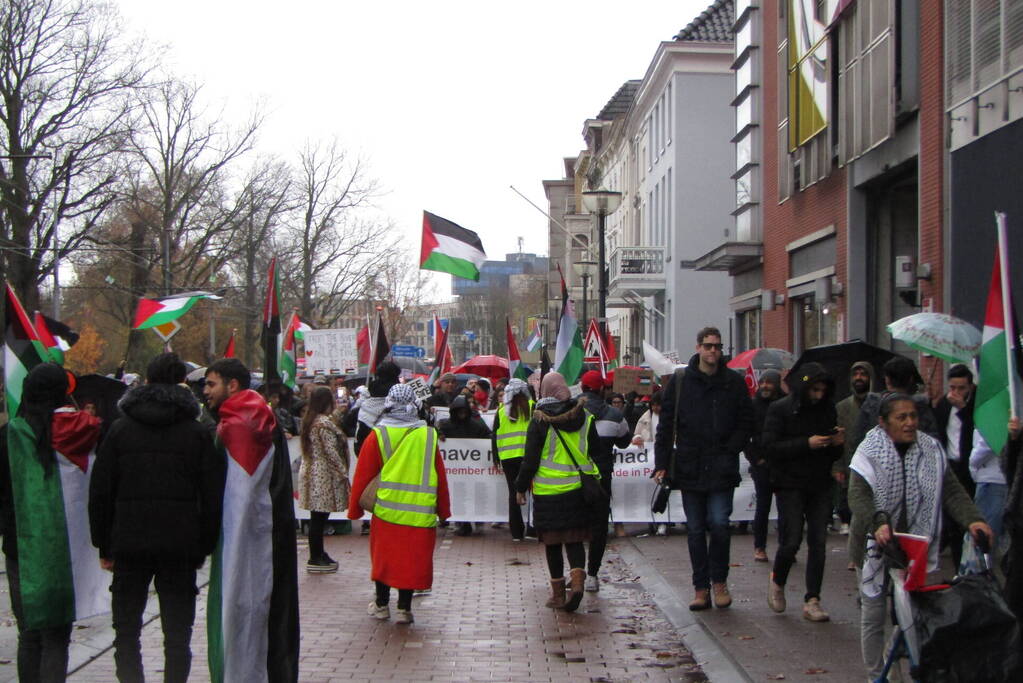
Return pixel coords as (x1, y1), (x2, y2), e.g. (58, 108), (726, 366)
(622, 523), (865, 683)
(69, 528), (707, 682)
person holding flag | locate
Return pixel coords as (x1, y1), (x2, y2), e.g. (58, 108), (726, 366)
(202, 358), (299, 683)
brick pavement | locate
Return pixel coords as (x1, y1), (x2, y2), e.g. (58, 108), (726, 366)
(68, 528), (707, 682)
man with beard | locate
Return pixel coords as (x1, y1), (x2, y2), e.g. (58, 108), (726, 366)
(834, 362), (875, 546)
(745, 370), (785, 562)
(763, 363), (843, 622)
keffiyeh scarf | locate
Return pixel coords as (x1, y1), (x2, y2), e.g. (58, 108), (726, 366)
(503, 378), (530, 405)
(850, 426), (946, 597)
(377, 383), (425, 428)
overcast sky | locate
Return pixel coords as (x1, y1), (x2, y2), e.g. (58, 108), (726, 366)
(116, 0), (711, 293)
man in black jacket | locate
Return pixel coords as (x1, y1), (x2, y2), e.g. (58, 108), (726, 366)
(580, 370), (632, 592)
(654, 327), (754, 611)
(934, 363), (977, 567)
(762, 362), (843, 623)
(89, 353), (225, 683)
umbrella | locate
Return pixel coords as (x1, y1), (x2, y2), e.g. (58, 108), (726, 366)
(392, 356), (429, 375)
(451, 355), (509, 383)
(727, 347), (796, 371)
(887, 313), (981, 364)
(186, 366), (207, 383)
(788, 339), (912, 402)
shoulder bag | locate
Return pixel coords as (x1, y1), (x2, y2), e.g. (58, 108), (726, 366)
(552, 426), (609, 507)
(651, 366), (685, 513)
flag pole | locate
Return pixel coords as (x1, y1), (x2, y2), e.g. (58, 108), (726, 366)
(996, 212), (1018, 417)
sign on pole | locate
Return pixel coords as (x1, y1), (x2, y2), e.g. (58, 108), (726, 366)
(392, 344), (426, 358)
(303, 328), (358, 374)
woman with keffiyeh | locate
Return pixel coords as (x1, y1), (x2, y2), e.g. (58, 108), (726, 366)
(848, 393), (991, 680)
(349, 383), (451, 625)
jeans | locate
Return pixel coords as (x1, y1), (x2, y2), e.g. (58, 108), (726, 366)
(749, 463), (773, 550)
(772, 486), (833, 601)
(587, 463), (614, 577)
(5, 557), (72, 683)
(111, 558), (199, 683)
(681, 490), (734, 589)
(974, 482), (1008, 545)
(501, 457), (526, 539)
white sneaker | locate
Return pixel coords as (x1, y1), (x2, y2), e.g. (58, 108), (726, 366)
(584, 575), (599, 592)
(395, 608), (414, 624)
(367, 601), (389, 620)
(839, 523), (850, 535)
(655, 523), (668, 536)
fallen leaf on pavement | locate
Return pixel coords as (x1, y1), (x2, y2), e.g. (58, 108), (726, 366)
(655, 651), (674, 658)
(804, 668), (828, 675)
(738, 635), (755, 640)
(767, 675), (786, 680)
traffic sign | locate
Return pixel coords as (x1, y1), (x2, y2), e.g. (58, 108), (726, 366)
(391, 344), (426, 358)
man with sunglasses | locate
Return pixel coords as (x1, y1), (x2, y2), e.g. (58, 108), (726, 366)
(654, 327), (753, 610)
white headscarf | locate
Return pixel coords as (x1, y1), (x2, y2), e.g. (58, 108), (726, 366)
(502, 378), (530, 405)
(377, 383), (425, 428)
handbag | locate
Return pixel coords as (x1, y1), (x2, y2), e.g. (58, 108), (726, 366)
(651, 366), (685, 514)
(358, 429), (415, 512)
(552, 427), (609, 507)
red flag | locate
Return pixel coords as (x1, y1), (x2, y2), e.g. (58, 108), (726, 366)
(356, 324), (370, 365)
(223, 330), (236, 358)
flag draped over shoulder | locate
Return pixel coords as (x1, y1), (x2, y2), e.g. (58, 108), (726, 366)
(553, 265), (584, 384)
(975, 219), (1022, 454)
(262, 259), (282, 383)
(132, 291), (221, 329)
(506, 318), (529, 381)
(420, 211), (487, 281)
(4, 285), (108, 630)
(208, 389), (298, 683)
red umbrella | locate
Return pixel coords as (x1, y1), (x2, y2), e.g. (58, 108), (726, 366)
(451, 355), (509, 383)
(727, 348), (795, 397)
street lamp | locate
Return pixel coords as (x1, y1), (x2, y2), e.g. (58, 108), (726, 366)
(572, 260), (598, 324)
(581, 189), (623, 339)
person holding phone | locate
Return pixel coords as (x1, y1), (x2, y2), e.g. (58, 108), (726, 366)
(761, 362), (844, 622)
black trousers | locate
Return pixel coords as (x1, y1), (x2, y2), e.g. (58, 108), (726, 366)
(749, 463), (773, 550)
(111, 558), (199, 683)
(375, 582), (413, 610)
(5, 556), (72, 683)
(307, 510), (330, 559)
(587, 463), (614, 577)
(772, 486), (833, 601)
(501, 457), (526, 539)
(545, 542), (586, 579)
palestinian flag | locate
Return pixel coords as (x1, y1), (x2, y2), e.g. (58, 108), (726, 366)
(506, 318), (529, 381)
(262, 259), (282, 382)
(133, 291), (221, 329)
(34, 312), (78, 365)
(280, 312), (300, 389)
(293, 320), (312, 342)
(525, 319), (543, 352)
(208, 389), (299, 683)
(554, 264), (584, 385)
(420, 211), (487, 281)
(5, 285), (108, 629)
(223, 330), (236, 359)
(975, 217), (1022, 454)
(368, 314), (390, 376)
(427, 317), (452, 386)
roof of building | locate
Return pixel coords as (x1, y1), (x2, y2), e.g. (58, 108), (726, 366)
(673, 0), (734, 42)
(597, 80), (643, 121)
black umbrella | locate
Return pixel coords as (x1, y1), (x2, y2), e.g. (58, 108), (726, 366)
(72, 374), (128, 437)
(788, 339), (916, 402)
(392, 356), (429, 375)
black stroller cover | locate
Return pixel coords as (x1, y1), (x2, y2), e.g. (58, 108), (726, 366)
(914, 573), (1021, 681)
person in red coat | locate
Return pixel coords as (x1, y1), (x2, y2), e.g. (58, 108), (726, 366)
(349, 384), (450, 625)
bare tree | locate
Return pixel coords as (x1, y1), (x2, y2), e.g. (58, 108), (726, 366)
(366, 252), (437, 343)
(123, 78), (261, 294)
(288, 140), (390, 325)
(0, 0), (150, 309)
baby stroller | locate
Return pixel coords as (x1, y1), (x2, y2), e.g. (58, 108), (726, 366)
(875, 513), (1021, 682)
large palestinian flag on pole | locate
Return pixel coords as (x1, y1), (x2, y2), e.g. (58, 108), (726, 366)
(208, 389), (299, 683)
(132, 291), (222, 329)
(4, 284), (108, 629)
(553, 264), (584, 385)
(974, 213), (1022, 454)
(262, 258), (282, 383)
(420, 211), (487, 281)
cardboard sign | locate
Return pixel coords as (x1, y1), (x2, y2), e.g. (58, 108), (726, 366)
(613, 367), (656, 396)
(303, 328), (358, 374)
(407, 377), (433, 401)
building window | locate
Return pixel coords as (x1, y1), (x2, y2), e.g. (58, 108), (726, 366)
(736, 308), (761, 352)
(786, 0), (830, 150)
(666, 81), (673, 144)
(837, 0), (895, 164)
(946, 0), (1023, 107)
(792, 295), (838, 354)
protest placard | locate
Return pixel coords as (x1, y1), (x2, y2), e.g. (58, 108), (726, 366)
(302, 328), (358, 374)
(407, 377), (433, 401)
(613, 367), (656, 395)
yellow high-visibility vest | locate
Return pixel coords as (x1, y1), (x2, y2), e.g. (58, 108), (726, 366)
(494, 401), (533, 461)
(532, 414), (598, 496)
(373, 425), (439, 528)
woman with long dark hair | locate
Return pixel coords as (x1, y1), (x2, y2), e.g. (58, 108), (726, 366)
(299, 386), (350, 573)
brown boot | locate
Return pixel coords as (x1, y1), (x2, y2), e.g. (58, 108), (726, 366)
(564, 568), (586, 612)
(712, 582), (732, 608)
(545, 578), (566, 609)
(689, 588), (711, 611)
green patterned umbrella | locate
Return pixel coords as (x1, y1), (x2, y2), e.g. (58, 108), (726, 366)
(887, 313), (981, 363)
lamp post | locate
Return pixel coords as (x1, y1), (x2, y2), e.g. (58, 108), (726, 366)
(581, 189), (623, 340)
(572, 260), (598, 324)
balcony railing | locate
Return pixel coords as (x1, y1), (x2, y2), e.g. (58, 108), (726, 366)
(609, 246), (666, 296)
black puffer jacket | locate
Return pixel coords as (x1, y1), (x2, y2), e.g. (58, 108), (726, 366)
(655, 356), (754, 492)
(515, 398), (601, 531)
(762, 363), (842, 490)
(89, 383), (225, 563)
